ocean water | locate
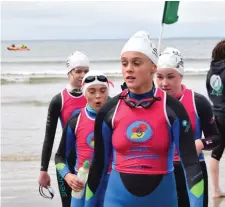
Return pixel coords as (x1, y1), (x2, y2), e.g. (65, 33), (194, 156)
(1, 38), (222, 159)
(1, 38), (220, 83)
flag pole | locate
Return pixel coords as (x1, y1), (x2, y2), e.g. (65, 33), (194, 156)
(157, 1), (167, 61)
(157, 23), (164, 59)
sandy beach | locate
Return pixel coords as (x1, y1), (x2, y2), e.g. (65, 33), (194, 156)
(1, 154), (225, 207)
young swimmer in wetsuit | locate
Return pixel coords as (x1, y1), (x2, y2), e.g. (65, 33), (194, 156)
(206, 39), (225, 198)
(84, 31), (204, 207)
(55, 71), (112, 207)
(156, 47), (221, 207)
(38, 51), (89, 207)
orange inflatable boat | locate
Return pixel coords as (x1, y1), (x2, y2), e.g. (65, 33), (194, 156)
(7, 46), (30, 51)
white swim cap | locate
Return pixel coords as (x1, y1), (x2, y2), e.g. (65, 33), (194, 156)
(121, 30), (158, 65)
(66, 51), (89, 74)
(81, 71), (109, 96)
(158, 47), (184, 75)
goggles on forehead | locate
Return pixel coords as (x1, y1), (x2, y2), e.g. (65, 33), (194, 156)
(84, 75), (108, 83)
(39, 185), (54, 200)
(82, 75), (114, 87)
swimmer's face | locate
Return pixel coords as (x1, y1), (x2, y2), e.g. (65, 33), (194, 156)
(85, 84), (108, 111)
(121, 52), (156, 94)
(68, 67), (89, 88)
(156, 68), (183, 96)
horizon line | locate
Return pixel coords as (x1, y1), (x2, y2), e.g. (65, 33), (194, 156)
(2, 36), (224, 42)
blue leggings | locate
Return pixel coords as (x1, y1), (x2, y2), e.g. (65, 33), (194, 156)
(71, 174), (109, 207)
(104, 170), (178, 207)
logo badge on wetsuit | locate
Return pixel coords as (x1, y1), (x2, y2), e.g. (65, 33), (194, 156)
(126, 121), (152, 142)
(210, 74), (223, 96)
(182, 120), (190, 133)
(87, 132), (95, 149)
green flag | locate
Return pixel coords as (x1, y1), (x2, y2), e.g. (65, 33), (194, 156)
(162, 1), (180, 24)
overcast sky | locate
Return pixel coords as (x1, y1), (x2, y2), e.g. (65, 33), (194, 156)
(1, 1), (225, 40)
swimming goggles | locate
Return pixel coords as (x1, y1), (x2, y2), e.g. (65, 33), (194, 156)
(119, 92), (161, 109)
(83, 75), (114, 87)
(39, 185), (54, 199)
(84, 75), (108, 83)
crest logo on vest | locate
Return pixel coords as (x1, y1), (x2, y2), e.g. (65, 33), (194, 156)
(210, 74), (223, 96)
(126, 121), (152, 142)
(87, 132), (95, 149)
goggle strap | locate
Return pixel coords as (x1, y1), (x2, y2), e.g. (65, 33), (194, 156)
(39, 185), (54, 200)
(107, 80), (114, 87)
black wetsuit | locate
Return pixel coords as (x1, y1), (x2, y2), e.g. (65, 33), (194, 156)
(40, 90), (85, 207)
(55, 106), (109, 207)
(174, 91), (220, 207)
(40, 87), (111, 207)
(85, 88), (204, 207)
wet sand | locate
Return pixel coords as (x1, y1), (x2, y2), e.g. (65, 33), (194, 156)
(1, 154), (225, 207)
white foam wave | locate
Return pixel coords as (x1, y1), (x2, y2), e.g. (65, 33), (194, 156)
(1, 68), (210, 84)
(1, 68), (209, 76)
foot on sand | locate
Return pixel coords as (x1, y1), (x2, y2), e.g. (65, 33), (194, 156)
(212, 190), (225, 199)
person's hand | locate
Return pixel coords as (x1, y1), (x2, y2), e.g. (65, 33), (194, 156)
(38, 171), (51, 188)
(195, 139), (204, 156)
(64, 173), (84, 192)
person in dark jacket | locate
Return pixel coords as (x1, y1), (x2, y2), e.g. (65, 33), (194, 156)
(206, 39), (225, 198)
